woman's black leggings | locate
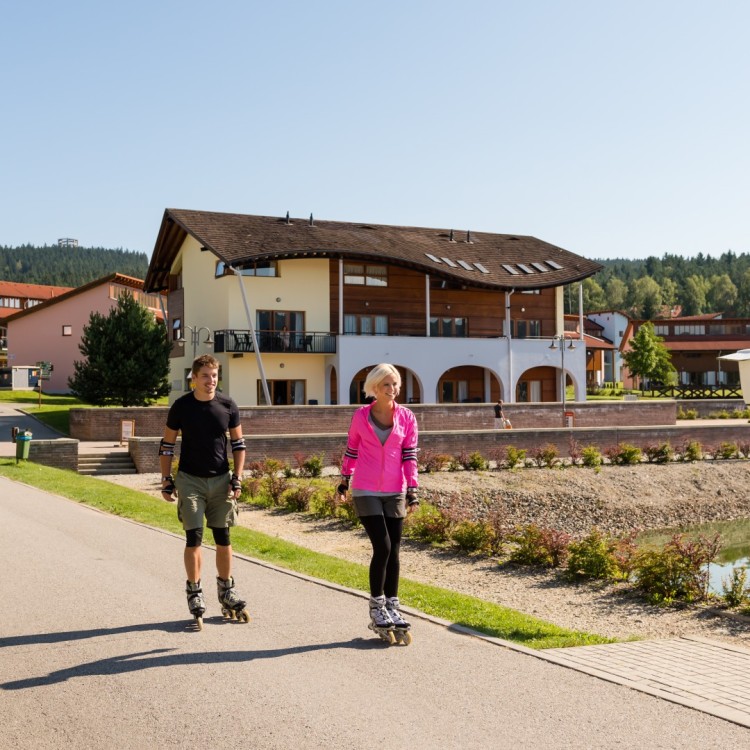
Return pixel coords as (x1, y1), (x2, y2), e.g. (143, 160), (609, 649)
(359, 515), (404, 598)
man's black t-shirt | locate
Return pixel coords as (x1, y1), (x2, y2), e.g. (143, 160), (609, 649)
(167, 392), (241, 477)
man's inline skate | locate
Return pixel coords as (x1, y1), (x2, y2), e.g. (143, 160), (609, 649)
(368, 595), (396, 644)
(217, 576), (250, 623)
(186, 580), (206, 631)
(386, 596), (412, 645)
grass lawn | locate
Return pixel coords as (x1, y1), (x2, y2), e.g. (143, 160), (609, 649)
(0, 459), (614, 649)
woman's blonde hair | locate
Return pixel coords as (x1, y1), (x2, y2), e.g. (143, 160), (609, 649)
(363, 363), (401, 399)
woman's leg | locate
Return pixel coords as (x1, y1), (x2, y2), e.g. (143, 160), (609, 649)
(359, 515), (391, 596)
(383, 516), (404, 598)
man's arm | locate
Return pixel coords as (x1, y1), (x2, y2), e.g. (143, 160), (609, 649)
(229, 425), (246, 497)
(159, 427), (179, 500)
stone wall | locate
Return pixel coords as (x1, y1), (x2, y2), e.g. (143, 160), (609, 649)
(128, 421), (750, 472)
(27, 439), (79, 471)
(73, 400), (679, 441)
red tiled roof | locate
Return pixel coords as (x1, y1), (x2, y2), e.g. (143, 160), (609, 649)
(0, 280), (72, 298)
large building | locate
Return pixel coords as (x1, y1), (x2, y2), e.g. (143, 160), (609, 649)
(144, 209), (602, 406)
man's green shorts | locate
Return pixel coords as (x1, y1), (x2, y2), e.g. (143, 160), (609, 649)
(175, 471), (237, 530)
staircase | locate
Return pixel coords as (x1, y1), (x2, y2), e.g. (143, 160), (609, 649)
(78, 451), (137, 476)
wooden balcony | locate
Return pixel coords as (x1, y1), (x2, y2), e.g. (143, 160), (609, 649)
(214, 330), (336, 355)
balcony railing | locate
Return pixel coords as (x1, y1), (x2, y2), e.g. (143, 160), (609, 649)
(214, 330), (337, 354)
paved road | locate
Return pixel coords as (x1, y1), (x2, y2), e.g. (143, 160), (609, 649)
(2, 478), (749, 748)
(0, 402), (63, 457)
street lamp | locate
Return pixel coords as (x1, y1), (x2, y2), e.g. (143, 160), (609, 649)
(177, 325), (214, 360)
(549, 334), (576, 426)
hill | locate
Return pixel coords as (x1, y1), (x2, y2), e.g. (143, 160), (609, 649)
(0, 244), (149, 287)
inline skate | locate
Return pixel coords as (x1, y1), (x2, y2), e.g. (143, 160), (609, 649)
(186, 580), (206, 631)
(368, 595), (396, 644)
(386, 596), (412, 645)
(217, 576), (250, 623)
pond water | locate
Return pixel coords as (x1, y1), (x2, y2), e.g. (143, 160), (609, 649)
(638, 517), (750, 595)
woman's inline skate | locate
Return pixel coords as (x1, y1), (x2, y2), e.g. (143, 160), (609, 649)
(368, 595), (396, 644)
(386, 596), (412, 645)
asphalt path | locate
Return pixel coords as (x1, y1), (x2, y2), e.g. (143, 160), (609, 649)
(2, 477), (749, 749)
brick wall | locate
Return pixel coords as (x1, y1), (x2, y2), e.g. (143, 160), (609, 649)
(28, 439), (79, 471)
(129, 422), (750, 472)
(72, 400), (679, 441)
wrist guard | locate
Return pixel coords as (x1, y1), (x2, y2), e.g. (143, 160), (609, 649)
(161, 475), (175, 494)
(337, 476), (351, 495)
(230, 473), (242, 492)
(406, 488), (419, 506)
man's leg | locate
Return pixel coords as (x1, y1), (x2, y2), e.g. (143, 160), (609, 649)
(215, 541), (232, 580)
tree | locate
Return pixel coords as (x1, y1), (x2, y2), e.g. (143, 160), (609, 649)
(622, 322), (675, 390)
(582, 277), (606, 311)
(69, 293), (172, 405)
(707, 273), (738, 314)
(605, 277), (628, 310)
(630, 276), (662, 319)
(682, 275), (708, 316)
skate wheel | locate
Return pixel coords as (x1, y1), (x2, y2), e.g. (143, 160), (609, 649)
(237, 608), (250, 623)
(399, 630), (412, 646)
(385, 630), (396, 645)
(194, 616), (203, 631)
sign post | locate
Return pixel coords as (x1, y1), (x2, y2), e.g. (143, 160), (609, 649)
(35, 361), (53, 408)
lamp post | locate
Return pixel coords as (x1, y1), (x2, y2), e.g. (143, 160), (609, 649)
(549, 334), (576, 426)
(178, 325), (214, 360)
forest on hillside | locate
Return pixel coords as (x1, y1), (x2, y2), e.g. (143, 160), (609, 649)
(0, 244), (149, 287)
(567, 251), (750, 318)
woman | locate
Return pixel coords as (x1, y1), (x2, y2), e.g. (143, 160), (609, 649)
(337, 364), (419, 642)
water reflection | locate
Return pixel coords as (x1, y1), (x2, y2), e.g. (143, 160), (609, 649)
(638, 517), (750, 595)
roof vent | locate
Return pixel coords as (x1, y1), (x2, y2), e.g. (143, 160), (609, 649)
(449, 229), (455, 242)
(466, 230), (472, 243)
(285, 211), (291, 225)
(309, 213), (314, 226)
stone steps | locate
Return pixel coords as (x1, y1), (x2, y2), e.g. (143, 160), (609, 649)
(78, 452), (137, 475)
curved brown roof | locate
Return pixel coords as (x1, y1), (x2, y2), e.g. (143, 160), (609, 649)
(145, 208), (602, 293)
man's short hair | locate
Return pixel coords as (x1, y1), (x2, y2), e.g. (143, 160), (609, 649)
(192, 354), (220, 376)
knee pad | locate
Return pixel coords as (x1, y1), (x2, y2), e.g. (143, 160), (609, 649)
(210, 527), (231, 546)
(185, 527), (204, 548)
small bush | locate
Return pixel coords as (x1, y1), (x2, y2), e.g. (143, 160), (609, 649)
(239, 477), (273, 507)
(404, 502), (452, 544)
(467, 451), (489, 471)
(721, 567), (749, 608)
(450, 519), (497, 553)
(533, 443), (559, 468)
(282, 483), (315, 512)
(419, 449), (451, 473)
(508, 524), (571, 568)
(266, 474), (290, 505)
(644, 442), (674, 464)
(566, 529), (635, 581)
(580, 445), (603, 468)
(633, 533), (721, 605)
(308, 487), (338, 518)
(617, 443), (642, 465)
(299, 453), (324, 478)
(568, 438), (582, 466)
(677, 406), (698, 420)
(505, 446), (527, 469)
(738, 441), (750, 459)
(681, 440), (703, 462)
(714, 441), (739, 460)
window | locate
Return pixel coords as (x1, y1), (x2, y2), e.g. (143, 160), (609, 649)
(430, 317), (467, 337)
(256, 310), (305, 350)
(441, 380), (468, 403)
(216, 260), (278, 277)
(62, 325), (72, 336)
(172, 318), (182, 342)
(257, 379), (306, 405)
(344, 314), (388, 335)
(344, 263), (388, 287)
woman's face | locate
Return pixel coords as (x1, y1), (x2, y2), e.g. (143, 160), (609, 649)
(375, 375), (400, 402)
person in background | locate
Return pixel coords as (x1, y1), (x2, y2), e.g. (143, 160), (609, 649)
(494, 398), (511, 429)
(337, 363), (419, 643)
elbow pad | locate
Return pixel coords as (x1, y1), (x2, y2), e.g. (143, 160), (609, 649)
(231, 437), (246, 452)
(158, 439), (175, 457)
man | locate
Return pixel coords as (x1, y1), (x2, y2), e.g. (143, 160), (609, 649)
(159, 354), (248, 628)
(494, 399), (511, 429)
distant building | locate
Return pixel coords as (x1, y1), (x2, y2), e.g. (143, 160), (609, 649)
(58, 238), (79, 247)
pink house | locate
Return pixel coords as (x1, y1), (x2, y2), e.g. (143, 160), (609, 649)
(5, 274), (166, 394)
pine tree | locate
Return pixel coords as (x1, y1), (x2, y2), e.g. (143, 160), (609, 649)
(68, 293), (171, 406)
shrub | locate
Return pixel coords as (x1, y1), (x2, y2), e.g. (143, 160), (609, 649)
(533, 443), (559, 468)
(721, 567), (749, 608)
(633, 533), (721, 605)
(419, 449), (451, 473)
(450, 519), (497, 554)
(266, 474), (290, 506)
(580, 445), (603, 468)
(239, 477), (273, 508)
(467, 451), (489, 471)
(568, 437), (582, 466)
(308, 487), (338, 518)
(714, 441), (739, 460)
(282, 483), (315, 512)
(508, 524), (571, 568)
(738, 441), (750, 459)
(616, 443), (642, 465)
(300, 453), (324, 478)
(566, 529), (635, 581)
(643, 442), (674, 464)
(681, 440), (703, 462)
(447, 456), (463, 472)
(404, 503), (452, 544)
(677, 406), (698, 420)
(505, 446), (527, 469)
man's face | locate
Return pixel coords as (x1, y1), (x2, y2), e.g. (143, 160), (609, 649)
(193, 366), (218, 397)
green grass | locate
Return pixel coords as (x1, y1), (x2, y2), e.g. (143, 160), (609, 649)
(0, 459), (613, 649)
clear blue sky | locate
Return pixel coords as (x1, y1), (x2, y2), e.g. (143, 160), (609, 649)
(2, 1), (748, 260)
